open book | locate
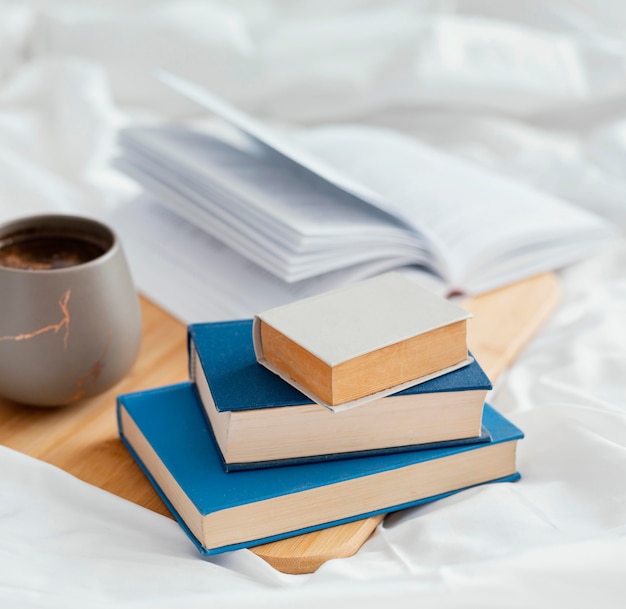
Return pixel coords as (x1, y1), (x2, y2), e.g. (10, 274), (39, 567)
(115, 72), (616, 297)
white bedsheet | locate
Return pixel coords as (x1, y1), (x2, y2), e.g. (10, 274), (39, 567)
(1, 2), (626, 607)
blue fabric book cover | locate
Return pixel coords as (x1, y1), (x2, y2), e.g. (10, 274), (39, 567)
(188, 319), (493, 470)
(117, 381), (522, 556)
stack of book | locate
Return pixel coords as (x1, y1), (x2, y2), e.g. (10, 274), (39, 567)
(117, 273), (523, 557)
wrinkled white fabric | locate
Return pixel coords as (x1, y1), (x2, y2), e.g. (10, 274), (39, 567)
(1, 1), (626, 607)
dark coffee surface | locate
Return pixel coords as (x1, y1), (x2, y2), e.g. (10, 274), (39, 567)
(0, 235), (107, 270)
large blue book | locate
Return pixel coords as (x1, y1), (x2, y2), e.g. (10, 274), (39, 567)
(117, 381), (522, 556)
(188, 319), (492, 470)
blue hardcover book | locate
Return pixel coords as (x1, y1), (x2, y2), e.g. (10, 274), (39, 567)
(117, 381), (522, 556)
(188, 320), (493, 470)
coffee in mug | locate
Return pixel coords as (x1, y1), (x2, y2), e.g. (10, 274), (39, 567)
(0, 214), (142, 407)
(0, 231), (107, 270)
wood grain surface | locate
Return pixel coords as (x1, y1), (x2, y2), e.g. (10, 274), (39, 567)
(0, 273), (560, 574)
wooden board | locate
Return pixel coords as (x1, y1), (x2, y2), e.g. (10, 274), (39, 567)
(0, 272), (560, 574)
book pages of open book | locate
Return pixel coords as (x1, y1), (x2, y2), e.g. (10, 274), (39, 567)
(113, 72), (617, 308)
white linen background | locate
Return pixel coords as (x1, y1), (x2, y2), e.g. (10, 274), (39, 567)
(1, 1), (626, 607)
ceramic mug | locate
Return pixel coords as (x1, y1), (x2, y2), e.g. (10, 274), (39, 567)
(0, 214), (142, 406)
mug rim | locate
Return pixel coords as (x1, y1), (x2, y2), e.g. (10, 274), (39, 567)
(0, 213), (119, 274)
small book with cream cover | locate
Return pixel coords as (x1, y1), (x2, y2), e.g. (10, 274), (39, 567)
(253, 272), (473, 411)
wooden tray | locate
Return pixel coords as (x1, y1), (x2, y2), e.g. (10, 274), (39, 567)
(0, 273), (560, 575)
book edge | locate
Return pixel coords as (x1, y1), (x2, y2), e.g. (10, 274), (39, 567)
(222, 424), (492, 471)
(255, 344), (474, 412)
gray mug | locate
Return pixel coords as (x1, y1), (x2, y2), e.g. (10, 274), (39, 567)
(0, 214), (142, 406)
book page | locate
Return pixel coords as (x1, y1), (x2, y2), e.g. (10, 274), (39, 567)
(294, 124), (615, 292)
(149, 72), (616, 294)
(156, 71), (387, 208)
(119, 124), (434, 282)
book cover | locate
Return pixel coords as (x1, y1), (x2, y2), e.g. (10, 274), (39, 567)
(117, 382), (522, 556)
(189, 319), (492, 470)
(253, 272), (473, 410)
